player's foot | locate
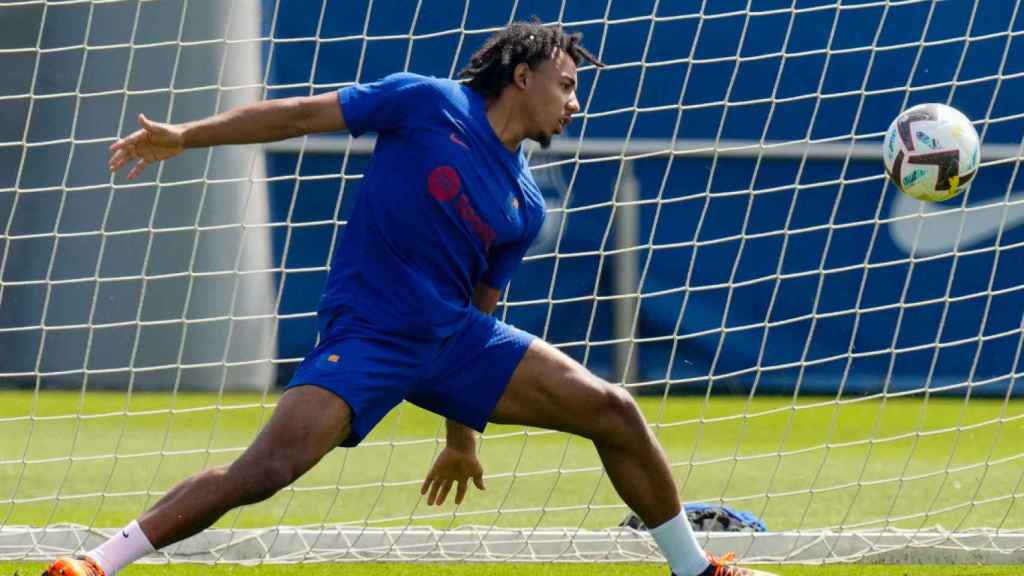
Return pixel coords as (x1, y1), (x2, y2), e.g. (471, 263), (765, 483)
(672, 552), (779, 576)
(41, 556), (106, 576)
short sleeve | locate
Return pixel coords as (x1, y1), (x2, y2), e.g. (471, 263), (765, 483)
(338, 72), (431, 137)
(481, 237), (534, 291)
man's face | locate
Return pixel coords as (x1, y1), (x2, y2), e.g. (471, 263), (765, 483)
(521, 49), (580, 149)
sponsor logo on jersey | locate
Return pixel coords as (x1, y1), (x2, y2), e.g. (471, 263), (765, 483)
(428, 165), (460, 202)
(428, 165), (496, 252)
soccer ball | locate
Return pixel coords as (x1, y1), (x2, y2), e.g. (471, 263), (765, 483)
(882, 103), (980, 202)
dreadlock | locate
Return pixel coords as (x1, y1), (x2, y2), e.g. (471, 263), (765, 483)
(459, 19), (603, 100)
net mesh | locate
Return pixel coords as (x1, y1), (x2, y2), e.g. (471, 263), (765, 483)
(1, 0), (1023, 565)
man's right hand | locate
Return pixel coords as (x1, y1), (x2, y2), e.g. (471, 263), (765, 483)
(420, 445), (486, 506)
(109, 113), (186, 180)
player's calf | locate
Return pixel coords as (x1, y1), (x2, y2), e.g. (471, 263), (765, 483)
(226, 454), (302, 507)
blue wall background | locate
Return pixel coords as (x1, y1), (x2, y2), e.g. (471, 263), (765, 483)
(261, 0), (1024, 396)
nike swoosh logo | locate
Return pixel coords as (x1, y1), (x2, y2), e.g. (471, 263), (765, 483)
(888, 189), (1024, 255)
(450, 132), (469, 150)
(122, 530), (130, 538)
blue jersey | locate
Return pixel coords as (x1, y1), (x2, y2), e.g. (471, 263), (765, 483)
(319, 73), (546, 339)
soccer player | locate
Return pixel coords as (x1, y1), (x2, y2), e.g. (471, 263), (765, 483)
(43, 22), (775, 576)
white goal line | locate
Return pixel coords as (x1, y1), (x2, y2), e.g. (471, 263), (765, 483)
(3, 526), (1022, 565)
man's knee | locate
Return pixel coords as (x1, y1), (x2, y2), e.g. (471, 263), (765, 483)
(563, 372), (644, 441)
(601, 385), (646, 435)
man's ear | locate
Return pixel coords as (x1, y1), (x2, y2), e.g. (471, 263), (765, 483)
(513, 62), (531, 90)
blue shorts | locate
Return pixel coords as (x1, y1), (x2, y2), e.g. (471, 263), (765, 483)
(287, 306), (534, 447)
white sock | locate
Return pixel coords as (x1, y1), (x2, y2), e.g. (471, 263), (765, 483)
(648, 512), (710, 576)
(87, 520), (156, 575)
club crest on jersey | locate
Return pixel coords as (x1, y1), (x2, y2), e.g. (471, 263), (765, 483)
(506, 194), (522, 223)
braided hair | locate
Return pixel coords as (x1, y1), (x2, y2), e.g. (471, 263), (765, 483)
(459, 20), (603, 100)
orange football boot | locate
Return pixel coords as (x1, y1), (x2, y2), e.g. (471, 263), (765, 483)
(41, 556), (105, 576)
(673, 552), (779, 576)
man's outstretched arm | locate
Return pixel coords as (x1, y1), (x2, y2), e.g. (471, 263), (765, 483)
(421, 283), (502, 506)
(109, 91), (345, 180)
(444, 284), (501, 448)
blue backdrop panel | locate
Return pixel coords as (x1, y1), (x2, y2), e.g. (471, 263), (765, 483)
(262, 0), (1024, 396)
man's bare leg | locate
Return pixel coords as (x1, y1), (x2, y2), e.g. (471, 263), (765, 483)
(138, 385), (351, 547)
(44, 385), (351, 576)
(490, 339), (775, 576)
(491, 340), (679, 525)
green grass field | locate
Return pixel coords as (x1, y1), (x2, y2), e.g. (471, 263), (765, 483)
(2, 390), (1021, 575)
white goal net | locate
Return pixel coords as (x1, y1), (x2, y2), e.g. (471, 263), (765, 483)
(2, 0), (1024, 566)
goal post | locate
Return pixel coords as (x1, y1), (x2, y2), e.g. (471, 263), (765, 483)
(3, 0), (1024, 566)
